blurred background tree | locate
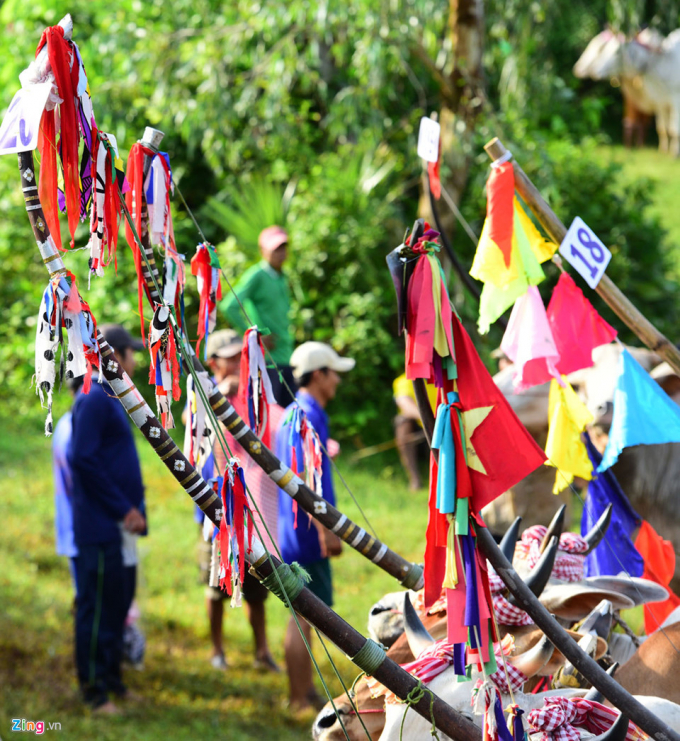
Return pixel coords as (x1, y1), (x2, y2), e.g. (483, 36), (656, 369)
(0, 0), (678, 439)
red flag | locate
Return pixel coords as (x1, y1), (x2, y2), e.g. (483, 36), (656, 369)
(485, 162), (515, 268)
(634, 520), (680, 633)
(451, 314), (546, 513)
(547, 272), (617, 376)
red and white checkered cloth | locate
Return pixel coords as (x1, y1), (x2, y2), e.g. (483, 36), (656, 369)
(471, 636), (528, 696)
(367, 638), (455, 704)
(492, 593), (535, 626)
(487, 567), (534, 626)
(527, 697), (648, 741)
(515, 526), (588, 583)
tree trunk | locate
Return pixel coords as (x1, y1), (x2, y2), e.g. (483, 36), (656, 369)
(419, 0), (485, 234)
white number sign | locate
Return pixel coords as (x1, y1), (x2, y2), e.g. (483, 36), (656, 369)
(0, 83), (52, 155)
(417, 117), (440, 163)
(558, 216), (612, 289)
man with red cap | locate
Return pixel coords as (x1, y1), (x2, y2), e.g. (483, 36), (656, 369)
(220, 225), (296, 405)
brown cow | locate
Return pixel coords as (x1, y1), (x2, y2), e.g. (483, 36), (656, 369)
(616, 622), (680, 704)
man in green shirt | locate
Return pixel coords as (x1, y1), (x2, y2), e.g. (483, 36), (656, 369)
(220, 225), (297, 405)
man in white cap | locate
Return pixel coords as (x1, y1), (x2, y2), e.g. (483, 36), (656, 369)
(275, 341), (354, 710)
(220, 225), (296, 405)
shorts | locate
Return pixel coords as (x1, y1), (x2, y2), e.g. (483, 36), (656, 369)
(301, 558), (333, 607)
(198, 536), (269, 604)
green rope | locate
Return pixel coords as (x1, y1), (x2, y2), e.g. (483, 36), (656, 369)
(260, 562), (310, 603)
(351, 639), (387, 676)
(400, 561), (424, 590)
(397, 680), (440, 741)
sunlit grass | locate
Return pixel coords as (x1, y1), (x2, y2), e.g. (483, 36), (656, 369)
(0, 417), (427, 739)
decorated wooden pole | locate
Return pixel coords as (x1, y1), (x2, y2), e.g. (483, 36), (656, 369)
(409, 374), (680, 741)
(21, 138), (425, 591)
(484, 137), (680, 375)
(117, 125), (424, 590)
(17, 146), (483, 740)
(132, 126), (165, 303)
(187, 359), (424, 589)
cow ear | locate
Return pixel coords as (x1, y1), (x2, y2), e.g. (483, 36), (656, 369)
(507, 633), (554, 678)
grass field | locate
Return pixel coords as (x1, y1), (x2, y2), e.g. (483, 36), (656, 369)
(594, 145), (680, 271)
(0, 416), (427, 740)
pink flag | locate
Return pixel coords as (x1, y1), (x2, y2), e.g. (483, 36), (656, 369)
(501, 286), (561, 390)
(547, 272), (617, 375)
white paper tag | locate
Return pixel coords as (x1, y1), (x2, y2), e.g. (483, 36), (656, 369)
(0, 83), (52, 155)
(558, 216), (612, 289)
(417, 117), (440, 163)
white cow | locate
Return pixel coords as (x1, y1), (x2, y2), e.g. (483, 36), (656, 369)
(575, 29), (680, 155)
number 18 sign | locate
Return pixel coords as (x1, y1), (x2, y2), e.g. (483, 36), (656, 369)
(558, 216), (612, 289)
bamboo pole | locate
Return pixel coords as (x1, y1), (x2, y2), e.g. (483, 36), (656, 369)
(17, 147), (479, 738)
(484, 137), (680, 375)
(408, 376), (679, 741)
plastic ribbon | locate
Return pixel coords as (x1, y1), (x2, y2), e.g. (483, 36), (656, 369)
(34, 271), (100, 435)
(147, 305), (181, 429)
(190, 242), (222, 360)
(218, 459), (253, 602)
(238, 327), (274, 448)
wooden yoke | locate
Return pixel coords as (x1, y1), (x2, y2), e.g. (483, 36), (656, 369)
(18, 144), (478, 739)
(410, 372), (680, 741)
(484, 137), (680, 375)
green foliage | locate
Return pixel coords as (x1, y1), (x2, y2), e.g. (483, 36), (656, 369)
(1, 0), (679, 438)
(207, 178), (294, 258)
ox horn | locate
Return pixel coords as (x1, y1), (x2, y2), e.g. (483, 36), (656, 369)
(540, 505), (566, 553)
(508, 536), (559, 606)
(499, 517), (522, 563)
(403, 592), (435, 659)
(508, 633), (554, 678)
(583, 662), (619, 703)
(593, 710), (630, 741)
(583, 504), (613, 555)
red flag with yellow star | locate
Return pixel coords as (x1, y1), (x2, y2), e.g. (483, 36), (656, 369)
(452, 315), (546, 513)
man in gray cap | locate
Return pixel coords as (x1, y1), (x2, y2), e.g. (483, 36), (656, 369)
(192, 329), (282, 673)
(68, 324), (147, 714)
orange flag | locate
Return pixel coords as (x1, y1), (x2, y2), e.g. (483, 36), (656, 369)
(634, 520), (680, 633)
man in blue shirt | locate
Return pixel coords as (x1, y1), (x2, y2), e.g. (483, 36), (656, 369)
(276, 341), (354, 710)
(68, 324), (146, 714)
(51, 376), (85, 589)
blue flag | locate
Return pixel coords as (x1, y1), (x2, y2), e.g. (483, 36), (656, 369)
(582, 432), (643, 578)
(599, 349), (680, 471)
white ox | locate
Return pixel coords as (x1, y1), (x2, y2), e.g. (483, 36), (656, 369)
(574, 29), (680, 156)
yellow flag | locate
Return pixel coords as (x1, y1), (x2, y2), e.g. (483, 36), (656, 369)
(514, 199), (558, 264)
(545, 378), (594, 494)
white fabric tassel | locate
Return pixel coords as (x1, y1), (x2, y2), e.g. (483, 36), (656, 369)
(209, 537), (220, 587)
(34, 290), (58, 435)
(87, 142), (107, 280)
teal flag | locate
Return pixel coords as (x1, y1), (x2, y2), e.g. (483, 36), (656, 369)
(599, 349), (680, 471)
